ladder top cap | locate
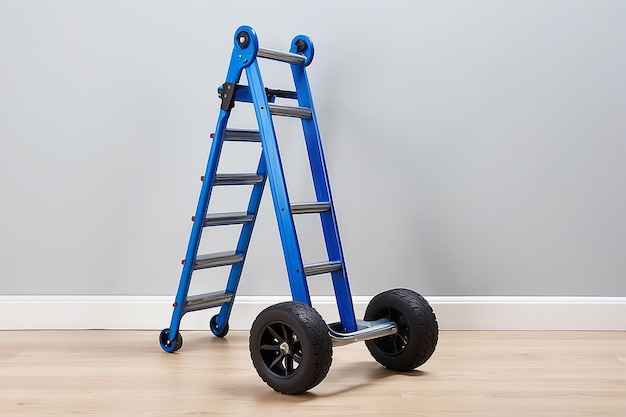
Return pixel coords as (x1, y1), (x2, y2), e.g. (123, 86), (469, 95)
(233, 25), (314, 67)
(290, 34), (314, 66)
(234, 25), (259, 59)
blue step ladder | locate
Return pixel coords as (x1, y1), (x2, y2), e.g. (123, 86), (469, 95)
(160, 26), (438, 394)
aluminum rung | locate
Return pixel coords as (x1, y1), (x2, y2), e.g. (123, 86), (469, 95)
(257, 47), (306, 65)
(214, 173), (264, 186)
(291, 202), (331, 215)
(304, 260), (343, 276)
(193, 250), (245, 270)
(223, 129), (261, 142)
(268, 104), (312, 119)
(203, 212), (254, 227)
(265, 88), (298, 100)
(185, 291), (233, 313)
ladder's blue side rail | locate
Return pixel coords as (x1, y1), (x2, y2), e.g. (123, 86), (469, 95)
(165, 26), (260, 343)
(208, 27), (267, 336)
(245, 54), (312, 304)
(288, 36), (357, 333)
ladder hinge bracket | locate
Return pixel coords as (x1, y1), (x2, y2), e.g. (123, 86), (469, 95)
(219, 82), (237, 111)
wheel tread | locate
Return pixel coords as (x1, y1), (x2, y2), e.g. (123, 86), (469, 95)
(250, 301), (332, 394)
(287, 302), (333, 392)
(364, 288), (438, 371)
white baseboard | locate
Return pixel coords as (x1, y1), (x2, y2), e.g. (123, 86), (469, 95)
(1, 295), (625, 331)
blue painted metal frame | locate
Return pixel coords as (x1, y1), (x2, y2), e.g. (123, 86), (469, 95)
(165, 25), (359, 346)
(245, 61), (312, 304)
(165, 26), (260, 343)
(288, 36), (357, 332)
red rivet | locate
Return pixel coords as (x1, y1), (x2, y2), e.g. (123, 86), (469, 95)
(210, 133), (215, 138)
(173, 302), (178, 308)
(181, 259), (185, 265)
(191, 216), (195, 222)
(200, 175), (204, 181)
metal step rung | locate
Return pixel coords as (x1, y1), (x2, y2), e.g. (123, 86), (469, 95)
(203, 212), (254, 227)
(257, 47), (306, 65)
(291, 202), (331, 215)
(184, 291), (233, 313)
(268, 104), (312, 119)
(265, 88), (298, 100)
(214, 173), (264, 186)
(193, 251), (245, 270)
(304, 260), (343, 276)
(223, 129), (261, 142)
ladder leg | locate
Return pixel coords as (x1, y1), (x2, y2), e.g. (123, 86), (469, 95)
(245, 61), (312, 305)
(166, 112), (231, 340)
(290, 59), (358, 332)
(165, 29), (260, 342)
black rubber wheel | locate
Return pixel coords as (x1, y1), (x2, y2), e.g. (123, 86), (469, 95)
(159, 328), (183, 353)
(249, 301), (332, 394)
(210, 315), (229, 338)
(364, 289), (438, 372)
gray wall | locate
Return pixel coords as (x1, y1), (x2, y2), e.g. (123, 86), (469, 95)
(1, 1), (625, 297)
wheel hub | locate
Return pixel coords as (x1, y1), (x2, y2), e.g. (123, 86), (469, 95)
(279, 341), (290, 355)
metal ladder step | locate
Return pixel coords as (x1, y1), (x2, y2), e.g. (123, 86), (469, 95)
(185, 291), (233, 313)
(202, 212), (254, 227)
(213, 173), (264, 186)
(291, 202), (331, 215)
(268, 104), (312, 119)
(218, 86), (299, 105)
(192, 250), (245, 270)
(265, 88), (298, 100)
(221, 129), (262, 142)
(304, 260), (343, 276)
(257, 47), (306, 65)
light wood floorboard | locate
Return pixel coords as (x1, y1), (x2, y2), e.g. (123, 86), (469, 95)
(1, 330), (625, 416)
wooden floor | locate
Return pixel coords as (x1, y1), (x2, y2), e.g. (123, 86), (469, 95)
(1, 330), (624, 416)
